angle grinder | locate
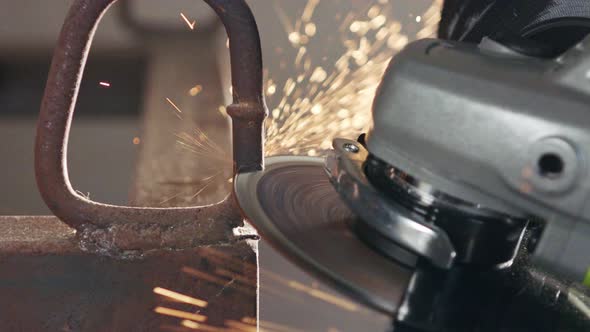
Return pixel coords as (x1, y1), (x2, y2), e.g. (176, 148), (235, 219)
(235, 2), (590, 331)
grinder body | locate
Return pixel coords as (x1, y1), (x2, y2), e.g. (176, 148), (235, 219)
(366, 36), (590, 284)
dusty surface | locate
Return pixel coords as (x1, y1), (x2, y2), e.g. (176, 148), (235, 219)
(0, 216), (77, 254)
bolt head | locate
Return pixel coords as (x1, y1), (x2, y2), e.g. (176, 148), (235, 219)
(343, 143), (359, 153)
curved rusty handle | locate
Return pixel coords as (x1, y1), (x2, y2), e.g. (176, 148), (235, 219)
(35, 0), (267, 229)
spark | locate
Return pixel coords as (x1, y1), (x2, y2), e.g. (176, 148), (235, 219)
(176, 131), (226, 159)
(158, 171), (224, 205)
(224, 320), (258, 332)
(371, 15), (387, 28)
(180, 12), (197, 30)
(188, 177), (217, 199)
(301, 0), (320, 22)
(368, 5), (380, 18)
(241, 317), (257, 325)
(304, 23), (317, 37)
(99, 81), (111, 87)
(166, 98), (183, 114)
(159, 95), (233, 205)
(153, 287), (208, 308)
(207, 249), (360, 312)
(218, 105), (228, 117)
(201, 249), (257, 275)
(266, 81), (277, 96)
(133, 137), (141, 145)
(415, 15), (422, 23)
(215, 268), (254, 287)
(309, 67), (327, 82)
(264, 0), (442, 157)
(181, 320), (200, 330)
(181, 266), (256, 296)
(189, 84), (203, 96)
(288, 32), (301, 46)
(181, 320), (229, 332)
(216, 265), (359, 312)
(154, 307), (207, 322)
(286, 280), (359, 312)
(416, 0), (443, 39)
(154, 248), (383, 331)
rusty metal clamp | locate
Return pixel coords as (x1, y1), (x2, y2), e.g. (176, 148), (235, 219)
(35, 0), (267, 252)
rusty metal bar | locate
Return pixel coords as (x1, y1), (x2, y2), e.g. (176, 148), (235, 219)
(0, 216), (257, 331)
(35, 0), (267, 231)
(206, 0), (268, 173)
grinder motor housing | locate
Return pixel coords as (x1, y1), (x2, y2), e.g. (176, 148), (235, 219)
(364, 35), (590, 283)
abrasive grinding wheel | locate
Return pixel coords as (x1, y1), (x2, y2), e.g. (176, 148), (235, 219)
(234, 156), (412, 314)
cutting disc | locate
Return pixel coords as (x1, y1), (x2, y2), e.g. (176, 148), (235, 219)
(234, 156), (412, 314)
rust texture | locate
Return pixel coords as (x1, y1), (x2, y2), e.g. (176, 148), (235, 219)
(0, 215), (257, 331)
(0, 216), (77, 254)
(35, 0), (267, 235)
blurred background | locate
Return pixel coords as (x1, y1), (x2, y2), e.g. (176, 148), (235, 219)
(0, 0), (436, 330)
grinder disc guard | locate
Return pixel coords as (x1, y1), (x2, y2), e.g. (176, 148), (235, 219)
(234, 156), (412, 314)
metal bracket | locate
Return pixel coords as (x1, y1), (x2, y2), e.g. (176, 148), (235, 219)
(35, 0), (267, 244)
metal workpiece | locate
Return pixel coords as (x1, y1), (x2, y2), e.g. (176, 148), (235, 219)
(227, 102), (267, 173)
(0, 215), (257, 331)
(0, 216), (77, 255)
(35, 0), (267, 232)
(209, 0), (269, 172)
(18, 2), (261, 328)
(0, 212), (245, 257)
